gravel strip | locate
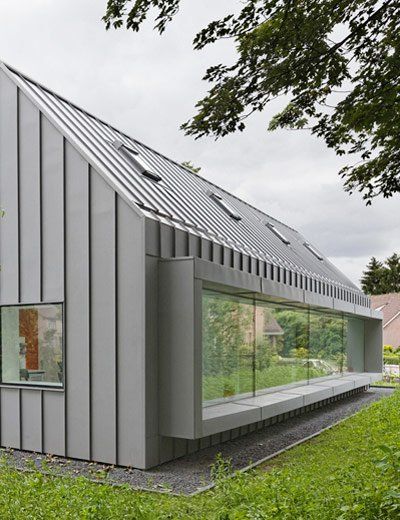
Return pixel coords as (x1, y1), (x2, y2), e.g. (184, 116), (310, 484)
(0, 387), (393, 495)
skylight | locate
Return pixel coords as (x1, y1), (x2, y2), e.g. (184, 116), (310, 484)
(209, 192), (242, 221)
(112, 139), (162, 182)
(303, 242), (324, 261)
(266, 222), (290, 245)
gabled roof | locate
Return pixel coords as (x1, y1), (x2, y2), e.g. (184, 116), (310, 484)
(371, 293), (400, 327)
(0, 61), (361, 293)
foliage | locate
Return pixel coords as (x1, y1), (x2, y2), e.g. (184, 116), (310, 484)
(104, 0), (400, 203)
(384, 353), (400, 365)
(361, 253), (400, 294)
(202, 295), (345, 401)
(181, 161), (201, 173)
(0, 390), (399, 518)
(384, 345), (395, 354)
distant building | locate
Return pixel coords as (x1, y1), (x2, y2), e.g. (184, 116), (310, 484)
(372, 293), (400, 349)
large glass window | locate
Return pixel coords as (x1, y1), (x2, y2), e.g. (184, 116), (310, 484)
(0, 304), (63, 387)
(202, 292), (254, 403)
(202, 290), (366, 406)
(255, 304), (309, 391)
(309, 311), (344, 379)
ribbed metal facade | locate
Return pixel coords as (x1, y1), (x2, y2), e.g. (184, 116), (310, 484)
(2, 62), (369, 308)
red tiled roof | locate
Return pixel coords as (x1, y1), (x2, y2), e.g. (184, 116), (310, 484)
(371, 293), (400, 326)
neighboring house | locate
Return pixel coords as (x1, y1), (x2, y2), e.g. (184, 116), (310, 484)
(0, 62), (382, 470)
(371, 293), (400, 349)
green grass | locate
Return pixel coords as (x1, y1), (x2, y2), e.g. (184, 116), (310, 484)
(373, 380), (400, 388)
(0, 391), (399, 519)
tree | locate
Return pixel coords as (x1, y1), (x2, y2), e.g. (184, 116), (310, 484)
(384, 253), (400, 292)
(361, 253), (400, 294)
(103, 0), (400, 203)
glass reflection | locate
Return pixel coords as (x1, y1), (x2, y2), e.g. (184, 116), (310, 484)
(202, 290), (365, 406)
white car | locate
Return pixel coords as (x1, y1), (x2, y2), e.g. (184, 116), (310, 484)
(303, 359), (337, 373)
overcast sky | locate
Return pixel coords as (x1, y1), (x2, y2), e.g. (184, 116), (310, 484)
(1, 0), (399, 287)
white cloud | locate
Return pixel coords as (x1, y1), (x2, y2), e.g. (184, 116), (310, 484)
(0, 0), (398, 286)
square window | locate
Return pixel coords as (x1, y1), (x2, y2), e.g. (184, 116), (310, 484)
(0, 304), (63, 387)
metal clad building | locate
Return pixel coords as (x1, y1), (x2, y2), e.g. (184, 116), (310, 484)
(0, 62), (382, 469)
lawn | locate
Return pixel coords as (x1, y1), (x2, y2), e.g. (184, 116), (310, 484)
(0, 391), (399, 519)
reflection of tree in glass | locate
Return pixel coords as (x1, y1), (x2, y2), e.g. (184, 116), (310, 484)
(203, 295), (253, 397)
(39, 307), (63, 383)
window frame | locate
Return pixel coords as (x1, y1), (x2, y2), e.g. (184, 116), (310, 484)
(0, 302), (65, 390)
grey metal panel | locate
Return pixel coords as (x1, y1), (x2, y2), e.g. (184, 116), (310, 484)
(145, 255), (160, 468)
(0, 71), (19, 304)
(90, 172), (117, 464)
(304, 291), (334, 309)
(159, 436), (174, 464)
(18, 92), (41, 303)
(41, 117), (64, 301)
(21, 389), (42, 452)
(160, 223), (174, 258)
(261, 278), (304, 304)
(1, 388), (20, 448)
(144, 217), (159, 256)
(364, 319), (383, 373)
(333, 299), (354, 314)
(223, 246), (232, 267)
(65, 141), (91, 460)
(188, 234), (201, 257)
(213, 243), (223, 264)
(173, 438), (187, 459)
(43, 391), (65, 456)
(347, 318), (365, 372)
(159, 258), (201, 438)
(174, 229), (188, 257)
(370, 309), (383, 319)
(201, 238), (212, 260)
(195, 258), (262, 294)
(233, 251), (241, 270)
(117, 197), (146, 468)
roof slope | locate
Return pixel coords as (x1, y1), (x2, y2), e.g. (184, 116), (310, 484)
(1, 61), (360, 292)
(371, 293), (400, 326)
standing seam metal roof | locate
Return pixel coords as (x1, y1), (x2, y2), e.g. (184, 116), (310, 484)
(1, 61), (362, 294)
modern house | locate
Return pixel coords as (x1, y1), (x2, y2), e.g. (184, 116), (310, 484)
(371, 293), (400, 349)
(0, 62), (382, 470)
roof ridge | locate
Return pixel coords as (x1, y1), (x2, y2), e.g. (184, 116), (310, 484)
(1, 61), (296, 233)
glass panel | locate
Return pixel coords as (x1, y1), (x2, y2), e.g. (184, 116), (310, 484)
(202, 289), (367, 406)
(309, 311), (343, 379)
(255, 304), (309, 391)
(1, 304), (63, 386)
(202, 292), (254, 404)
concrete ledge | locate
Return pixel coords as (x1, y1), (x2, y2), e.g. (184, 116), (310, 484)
(313, 379), (355, 395)
(201, 373), (377, 437)
(239, 393), (304, 420)
(280, 385), (334, 406)
(202, 402), (261, 436)
(342, 374), (371, 387)
(366, 372), (382, 384)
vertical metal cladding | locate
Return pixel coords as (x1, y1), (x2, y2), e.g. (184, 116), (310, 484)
(0, 71), (147, 467)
